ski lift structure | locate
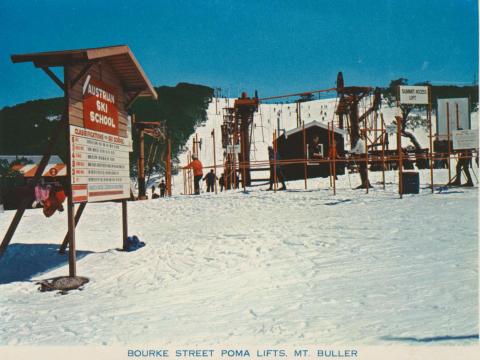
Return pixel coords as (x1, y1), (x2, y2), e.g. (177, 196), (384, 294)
(134, 119), (171, 200)
(184, 71), (477, 197)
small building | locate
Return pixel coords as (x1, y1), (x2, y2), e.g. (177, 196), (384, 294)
(275, 121), (346, 180)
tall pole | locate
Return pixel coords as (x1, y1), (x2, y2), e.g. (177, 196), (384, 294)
(302, 121), (307, 190)
(138, 128), (146, 200)
(212, 129), (218, 194)
(380, 112), (386, 190)
(195, 133), (199, 157)
(364, 116), (369, 194)
(428, 87), (434, 192)
(64, 66), (77, 277)
(122, 200), (128, 251)
(397, 116), (403, 199)
(273, 131), (277, 193)
(167, 139), (172, 196)
(328, 122), (333, 189)
(332, 121), (336, 196)
(183, 168), (186, 195)
(446, 102), (452, 183)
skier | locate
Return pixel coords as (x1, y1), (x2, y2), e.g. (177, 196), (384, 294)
(349, 132), (372, 189)
(267, 146), (286, 191)
(159, 179), (166, 197)
(203, 169), (218, 192)
(219, 173), (225, 192)
(448, 149), (474, 187)
(184, 155), (203, 195)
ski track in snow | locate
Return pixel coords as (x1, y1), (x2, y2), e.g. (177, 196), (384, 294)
(0, 169), (478, 346)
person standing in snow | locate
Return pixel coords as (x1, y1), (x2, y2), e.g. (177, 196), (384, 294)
(184, 155), (203, 195)
(349, 133), (372, 189)
(219, 173), (225, 192)
(448, 149), (474, 187)
(203, 169), (218, 193)
(159, 179), (166, 197)
(268, 145), (286, 191)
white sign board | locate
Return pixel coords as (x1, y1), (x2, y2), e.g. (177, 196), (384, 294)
(70, 125), (130, 203)
(226, 144), (241, 154)
(386, 124), (397, 134)
(399, 86), (429, 105)
(452, 129), (478, 150)
(437, 98), (470, 140)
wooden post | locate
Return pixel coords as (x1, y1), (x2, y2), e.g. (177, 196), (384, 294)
(122, 200), (128, 251)
(328, 122), (333, 189)
(397, 116), (403, 199)
(223, 160), (228, 191)
(212, 129), (218, 194)
(446, 102), (452, 183)
(332, 121), (336, 196)
(64, 65), (76, 277)
(195, 133), (199, 157)
(232, 127), (237, 190)
(302, 121), (307, 190)
(138, 128), (146, 200)
(273, 131), (277, 193)
(59, 202), (87, 254)
(380, 112), (386, 190)
(166, 139), (172, 196)
(187, 152), (192, 195)
(428, 89), (434, 193)
(241, 125), (246, 191)
(183, 168), (186, 195)
(364, 117), (369, 194)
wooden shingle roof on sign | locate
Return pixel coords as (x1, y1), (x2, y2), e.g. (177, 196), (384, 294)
(11, 45), (157, 99)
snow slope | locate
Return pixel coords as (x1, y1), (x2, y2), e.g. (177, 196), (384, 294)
(0, 169), (478, 345)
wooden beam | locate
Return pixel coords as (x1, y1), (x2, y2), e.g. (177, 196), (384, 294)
(58, 202), (87, 254)
(125, 90), (143, 109)
(64, 65), (77, 277)
(122, 200), (128, 251)
(41, 67), (64, 91)
(70, 62), (96, 89)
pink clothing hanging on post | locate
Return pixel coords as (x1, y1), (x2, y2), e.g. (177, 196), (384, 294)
(35, 185), (50, 202)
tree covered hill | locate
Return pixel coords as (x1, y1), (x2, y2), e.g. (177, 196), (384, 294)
(0, 83), (213, 176)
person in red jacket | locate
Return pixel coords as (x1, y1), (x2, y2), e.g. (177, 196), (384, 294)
(184, 155), (203, 194)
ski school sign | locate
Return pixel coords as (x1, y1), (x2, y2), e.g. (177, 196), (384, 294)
(82, 76), (119, 136)
(69, 69), (130, 203)
(4, 46), (158, 279)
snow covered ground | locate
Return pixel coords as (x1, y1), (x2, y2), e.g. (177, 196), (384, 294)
(0, 168), (478, 346)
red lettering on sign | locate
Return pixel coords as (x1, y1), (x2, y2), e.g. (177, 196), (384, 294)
(83, 78), (119, 136)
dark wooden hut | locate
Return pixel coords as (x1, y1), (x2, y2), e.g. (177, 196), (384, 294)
(275, 121), (346, 180)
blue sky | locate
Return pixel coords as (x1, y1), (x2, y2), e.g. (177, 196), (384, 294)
(0, 0), (478, 107)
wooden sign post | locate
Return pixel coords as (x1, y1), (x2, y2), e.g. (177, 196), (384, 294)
(1, 46), (157, 277)
(397, 85), (431, 196)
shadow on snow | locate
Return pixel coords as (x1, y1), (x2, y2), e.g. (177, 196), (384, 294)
(0, 243), (93, 284)
(381, 334), (479, 343)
